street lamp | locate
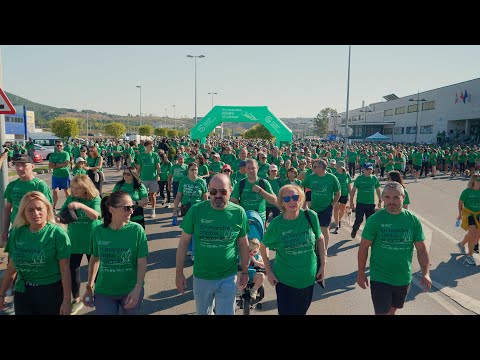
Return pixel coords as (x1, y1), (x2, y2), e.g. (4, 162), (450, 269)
(359, 101), (373, 140)
(136, 85), (142, 127)
(187, 54), (206, 125)
(208, 91), (218, 109)
(344, 45), (351, 149)
(409, 91), (427, 144)
(172, 105), (176, 119)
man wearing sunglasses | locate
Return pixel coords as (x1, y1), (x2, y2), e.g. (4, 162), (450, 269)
(175, 174), (250, 315)
(49, 140), (72, 210)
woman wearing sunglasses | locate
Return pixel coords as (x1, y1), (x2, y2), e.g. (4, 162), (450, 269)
(82, 191), (149, 315)
(113, 166), (149, 229)
(260, 184), (326, 315)
(57, 174), (102, 315)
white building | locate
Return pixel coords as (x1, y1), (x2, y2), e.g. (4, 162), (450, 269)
(329, 77), (480, 143)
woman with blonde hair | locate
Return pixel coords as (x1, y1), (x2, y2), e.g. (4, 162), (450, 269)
(260, 184), (326, 315)
(57, 174), (102, 314)
(0, 191), (72, 315)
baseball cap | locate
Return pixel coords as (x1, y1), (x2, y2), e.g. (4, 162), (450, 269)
(12, 154), (33, 164)
(177, 153), (184, 158)
(329, 159), (336, 165)
(75, 157), (86, 164)
(222, 164), (232, 171)
(363, 162), (373, 170)
(239, 160), (247, 167)
(269, 164), (278, 171)
(336, 161), (346, 171)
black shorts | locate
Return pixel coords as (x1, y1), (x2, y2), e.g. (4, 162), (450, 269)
(339, 195), (348, 204)
(407, 160), (413, 165)
(370, 280), (410, 314)
(467, 162), (475, 169)
(413, 165), (422, 171)
(316, 205), (333, 227)
(305, 190), (311, 202)
(468, 215), (480, 227)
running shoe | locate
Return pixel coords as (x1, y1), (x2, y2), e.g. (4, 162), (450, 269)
(474, 244), (479, 254)
(457, 242), (466, 255)
(71, 301), (84, 315)
(332, 227), (339, 234)
(464, 255), (476, 266)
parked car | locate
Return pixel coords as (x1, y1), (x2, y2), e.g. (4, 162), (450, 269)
(34, 144), (54, 161)
(32, 151), (43, 163)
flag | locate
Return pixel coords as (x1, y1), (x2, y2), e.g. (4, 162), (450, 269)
(460, 91), (464, 102)
(464, 90), (468, 103)
(455, 92), (458, 104)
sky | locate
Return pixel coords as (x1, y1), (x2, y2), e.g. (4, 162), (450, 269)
(1, 45), (479, 120)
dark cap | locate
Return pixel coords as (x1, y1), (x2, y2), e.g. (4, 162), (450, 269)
(363, 162), (373, 170)
(12, 154), (34, 164)
(239, 160), (247, 167)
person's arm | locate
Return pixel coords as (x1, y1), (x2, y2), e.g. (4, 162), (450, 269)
(136, 197), (149, 207)
(167, 174), (172, 189)
(349, 186), (357, 209)
(260, 243), (278, 286)
(414, 241), (432, 291)
(0, 261), (16, 311)
(356, 238), (372, 289)
(88, 157), (103, 171)
(68, 202), (100, 220)
(59, 258), (72, 315)
(237, 235), (250, 290)
(376, 187), (382, 208)
(175, 231), (193, 294)
(316, 232), (326, 282)
(173, 191), (183, 214)
(201, 192), (208, 201)
(251, 254), (265, 268)
(457, 200), (464, 221)
(124, 257), (147, 309)
(252, 184), (277, 205)
(1, 202), (12, 246)
(331, 190), (340, 208)
(82, 256), (100, 307)
(0, 151), (8, 169)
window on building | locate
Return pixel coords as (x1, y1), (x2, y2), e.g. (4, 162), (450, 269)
(383, 128), (393, 135)
(422, 101), (435, 111)
(395, 107), (405, 115)
(394, 127), (404, 134)
(384, 109), (394, 116)
(406, 126), (417, 134)
(407, 104), (418, 113)
(420, 125), (433, 134)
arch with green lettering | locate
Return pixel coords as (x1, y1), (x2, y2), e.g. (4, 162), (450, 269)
(190, 106), (293, 146)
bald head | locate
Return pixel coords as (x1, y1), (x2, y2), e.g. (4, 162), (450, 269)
(209, 174), (232, 210)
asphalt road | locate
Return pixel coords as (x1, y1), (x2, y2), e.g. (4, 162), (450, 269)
(3, 163), (479, 315)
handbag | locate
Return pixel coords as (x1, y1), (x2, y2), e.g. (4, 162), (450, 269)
(180, 180), (199, 217)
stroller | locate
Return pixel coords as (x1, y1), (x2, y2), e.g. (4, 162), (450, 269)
(236, 210), (266, 315)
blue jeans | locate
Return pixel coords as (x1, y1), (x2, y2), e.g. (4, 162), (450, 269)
(193, 274), (237, 315)
(94, 287), (144, 315)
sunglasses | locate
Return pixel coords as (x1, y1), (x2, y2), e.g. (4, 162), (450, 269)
(210, 189), (228, 196)
(283, 194), (300, 203)
(223, 170), (232, 173)
(123, 172), (132, 176)
(56, 145), (64, 147)
(113, 205), (136, 212)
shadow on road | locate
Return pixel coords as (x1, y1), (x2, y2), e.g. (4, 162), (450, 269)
(141, 275), (195, 314)
(311, 270), (359, 304)
(328, 239), (359, 257)
(146, 247), (189, 271)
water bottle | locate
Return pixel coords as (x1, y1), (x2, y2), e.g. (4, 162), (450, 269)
(455, 219), (461, 227)
(172, 215), (177, 226)
(85, 296), (95, 306)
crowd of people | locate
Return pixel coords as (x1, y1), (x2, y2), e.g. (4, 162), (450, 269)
(0, 134), (479, 315)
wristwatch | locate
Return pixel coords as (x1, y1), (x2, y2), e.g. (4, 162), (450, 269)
(86, 284), (94, 291)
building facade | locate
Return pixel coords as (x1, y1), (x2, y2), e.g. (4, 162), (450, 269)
(330, 77), (480, 143)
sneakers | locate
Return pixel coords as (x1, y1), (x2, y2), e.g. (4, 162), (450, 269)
(475, 244), (479, 254)
(250, 288), (258, 300)
(151, 209), (156, 218)
(351, 229), (357, 239)
(464, 255), (476, 266)
(165, 204), (170, 208)
(329, 222), (337, 230)
(332, 227), (339, 234)
(186, 251), (192, 256)
(71, 300), (84, 315)
(457, 242), (466, 255)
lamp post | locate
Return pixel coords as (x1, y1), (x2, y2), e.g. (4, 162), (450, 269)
(136, 85), (142, 128)
(344, 45), (351, 149)
(187, 54), (205, 125)
(359, 100), (373, 140)
(172, 104), (176, 119)
(409, 91), (427, 144)
(208, 91), (218, 109)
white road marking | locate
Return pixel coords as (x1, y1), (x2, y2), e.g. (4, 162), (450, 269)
(411, 276), (465, 315)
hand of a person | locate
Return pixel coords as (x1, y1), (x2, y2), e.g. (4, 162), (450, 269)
(176, 273), (187, 294)
(238, 273), (249, 290)
(59, 299), (72, 315)
(457, 215), (462, 221)
(421, 274), (432, 292)
(356, 272), (369, 289)
(82, 289), (95, 307)
(316, 266), (325, 283)
(68, 202), (81, 211)
(266, 270), (279, 287)
(124, 285), (142, 309)
(251, 184), (262, 194)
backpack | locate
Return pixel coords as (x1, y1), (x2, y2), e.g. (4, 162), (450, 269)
(238, 178), (267, 198)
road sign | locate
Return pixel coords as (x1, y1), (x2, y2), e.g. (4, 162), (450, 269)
(0, 88), (15, 114)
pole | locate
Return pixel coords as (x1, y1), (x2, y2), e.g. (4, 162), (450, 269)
(86, 109), (89, 136)
(415, 91), (419, 144)
(194, 58), (198, 125)
(0, 49), (8, 235)
(173, 105), (176, 119)
(344, 45), (351, 150)
(362, 100), (366, 140)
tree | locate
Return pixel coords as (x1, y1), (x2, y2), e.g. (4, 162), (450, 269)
(313, 108), (338, 138)
(104, 122), (126, 139)
(167, 129), (178, 138)
(138, 125), (154, 137)
(242, 124), (274, 141)
(51, 117), (80, 139)
(154, 128), (168, 137)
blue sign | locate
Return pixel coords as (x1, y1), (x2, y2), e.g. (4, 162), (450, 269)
(327, 134), (336, 141)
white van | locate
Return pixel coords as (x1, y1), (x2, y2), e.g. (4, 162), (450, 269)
(28, 132), (61, 150)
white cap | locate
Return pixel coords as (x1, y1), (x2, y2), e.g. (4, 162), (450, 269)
(75, 157), (86, 164)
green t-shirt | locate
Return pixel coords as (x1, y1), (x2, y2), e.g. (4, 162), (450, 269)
(231, 178), (274, 223)
(160, 161), (172, 181)
(265, 177), (283, 208)
(87, 156), (103, 172)
(92, 222), (149, 296)
(460, 188), (480, 212)
(334, 172), (352, 197)
(178, 177), (208, 205)
(262, 209), (320, 289)
(404, 188), (411, 205)
(4, 178), (54, 224)
(221, 153), (236, 166)
(49, 150), (71, 178)
(362, 208), (424, 286)
(5, 223), (71, 292)
(209, 161), (224, 176)
(72, 168), (87, 176)
(169, 163), (188, 183)
(257, 163), (270, 179)
(113, 182), (149, 221)
(353, 174), (380, 205)
(302, 173), (340, 212)
(137, 152), (160, 181)
(198, 164), (209, 179)
(60, 196), (102, 254)
(181, 201), (248, 280)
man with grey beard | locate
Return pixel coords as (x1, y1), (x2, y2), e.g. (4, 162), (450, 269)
(175, 174), (250, 315)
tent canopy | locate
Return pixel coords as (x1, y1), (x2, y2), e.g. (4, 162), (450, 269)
(366, 132), (390, 140)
